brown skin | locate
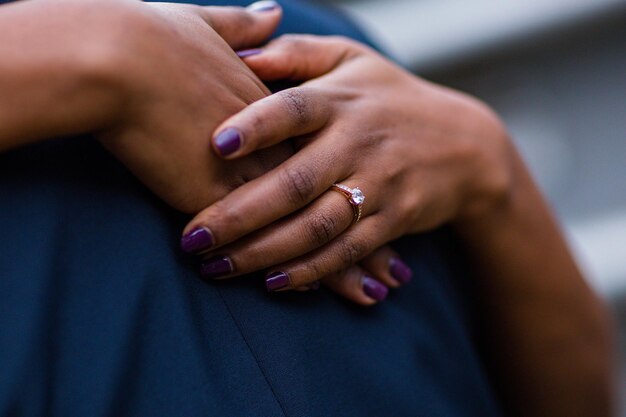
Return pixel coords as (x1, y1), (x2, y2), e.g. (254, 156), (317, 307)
(457, 155), (615, 417)
(0, 0), (392, 301)
(184, 35), (615, 415)
(184, 35), (513, 296)
(0, 1), (614, 412)
(0, 0), (293, 213)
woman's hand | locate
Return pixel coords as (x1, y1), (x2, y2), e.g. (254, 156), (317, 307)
(181, 37), (614, 415)
(181, 35), (514, 299)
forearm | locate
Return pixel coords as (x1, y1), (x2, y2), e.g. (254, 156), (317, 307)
(0, 0), (122, 151)
(456, 149), (614, 416)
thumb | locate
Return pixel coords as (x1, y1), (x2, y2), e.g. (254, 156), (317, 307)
(198, 1), (282, 50)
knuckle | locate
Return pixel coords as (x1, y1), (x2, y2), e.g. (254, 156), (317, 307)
(279, 165), (318, 205)
(304, 211), (339, 247)
(338, 235), (368, 267)
(280, 89), (310, 126)
(302, 262), (325, 283)
(209, 199), (244, 233)
(246, 112), (267, 138)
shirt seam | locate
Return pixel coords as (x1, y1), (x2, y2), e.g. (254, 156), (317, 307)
(216, 290), (289, 417)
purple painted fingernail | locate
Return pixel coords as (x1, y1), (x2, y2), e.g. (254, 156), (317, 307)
(247, 1), (280, 12)
(236, 48), (263, 58)
(214, 127), (242, 157)
(362, 276), (388, 301)
(180, 227), (214, 253)
(266, 271), (291, 292)
(200, 256), (233, 279)
(390, 258), (413, 284)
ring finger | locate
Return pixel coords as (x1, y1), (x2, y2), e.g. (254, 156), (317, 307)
(264, 213), (395, 291)
(199, 180), (376, 279)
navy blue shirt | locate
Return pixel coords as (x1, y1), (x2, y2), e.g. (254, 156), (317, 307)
(0, 1), (501, 415)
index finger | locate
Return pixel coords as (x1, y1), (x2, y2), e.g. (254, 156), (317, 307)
(180, 141), (348, 253)
(212, 87), (331, 159)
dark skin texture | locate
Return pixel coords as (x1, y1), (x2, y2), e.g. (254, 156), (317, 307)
(184, 34), (616, 416)
(0, 0), (293, 213)
(0, 0), (405, 304)
(0, 0), (394, 302)
(0, 1), (615, 415)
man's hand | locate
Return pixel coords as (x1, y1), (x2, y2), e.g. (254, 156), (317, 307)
(98, 0), (293, 213)
(0, 0), (292, 214)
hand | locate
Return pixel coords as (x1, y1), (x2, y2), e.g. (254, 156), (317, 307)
(181, 35), (513, 302)
(92, 0), (293, 213)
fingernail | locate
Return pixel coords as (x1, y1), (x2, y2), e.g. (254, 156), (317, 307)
(236, 48), (263, 58)
(180, 227), (214, 253)
(266, 271), (291, 292)
(214, 127), (242, 157)
(200, 256), (234, 279)
(389, 258), (413, 284)
(362, 276), (388, 301)
(247, 0), (280, 12)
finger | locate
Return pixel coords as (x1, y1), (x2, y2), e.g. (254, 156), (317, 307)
(237, 34), (365, 81)
(198, 189), (363, 279)
(180, 142), (346, 254)
(359, 246), (414, 288)
(212, 87), (331, 159)
(293, 280), (320, 292)
(264, 214), (395, 291)
(197, 1), (282, 50)
(322, 266), (389, 306)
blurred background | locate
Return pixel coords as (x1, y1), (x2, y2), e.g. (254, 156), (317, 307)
(322, 0), (626, 412)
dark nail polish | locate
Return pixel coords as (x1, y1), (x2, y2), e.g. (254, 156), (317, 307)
(236, 48), (263, 58)
(389, 258), (413, 284)
(362, 276), (388, 301)
(266, 271), (291, 292)
(247, 1), (279, 12)
(200, 256), (233, 279)
(214, 128), (242, 157)
(180, 227), (214, 253)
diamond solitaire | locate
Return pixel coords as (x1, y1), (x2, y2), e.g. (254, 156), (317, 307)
(350, 188), (365, 205)
(330, 184), (365, 224)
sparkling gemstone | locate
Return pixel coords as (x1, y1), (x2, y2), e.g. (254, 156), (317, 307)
(350, 188), (365, 205)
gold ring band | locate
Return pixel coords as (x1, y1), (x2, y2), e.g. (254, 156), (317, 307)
(330, 184), (365, 225)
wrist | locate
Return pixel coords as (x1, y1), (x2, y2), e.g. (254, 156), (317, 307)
(453, 146), (527, 233)
(66, 0), (142, 131)
(455, 103), (518, 223)
(0, 0), (134, 148)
